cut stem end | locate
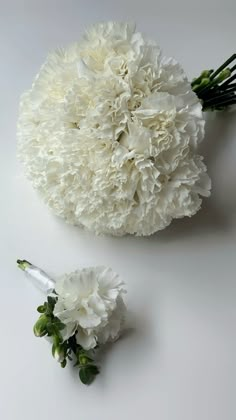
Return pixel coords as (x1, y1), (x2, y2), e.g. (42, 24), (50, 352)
(17, 259), (31, 271)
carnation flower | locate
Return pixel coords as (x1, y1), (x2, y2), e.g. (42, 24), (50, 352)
(54, 266), (126, 350)
(17, 21), (211, 236)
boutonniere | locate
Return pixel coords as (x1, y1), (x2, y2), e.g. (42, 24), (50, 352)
(17, 259), (126, 385)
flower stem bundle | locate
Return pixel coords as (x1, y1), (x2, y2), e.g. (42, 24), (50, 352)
(192, 54), (236, 111)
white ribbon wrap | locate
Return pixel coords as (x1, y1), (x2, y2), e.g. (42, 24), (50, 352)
(17, 260), (55, 295)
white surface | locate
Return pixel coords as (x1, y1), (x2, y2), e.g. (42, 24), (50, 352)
(0, 1), (236, 419)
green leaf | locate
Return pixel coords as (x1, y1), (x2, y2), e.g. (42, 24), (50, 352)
(79, 354), (93, 365)
(68, 335), (79, 354)
(88, 365), (99, 375)
(53, 335), (61, 346)
(46, 322), (55, 335)
(52, 342), (67, 363)
(47, 296), (55, 305)
(61, 359), (67, 368)
(79, 367), (91, 385)
(79, 365), (99, 385)
(53, 320), (65, 331)
(33, 315), (48, 337)
(37, 305), (46, 313)
(47, 296), (56, 312)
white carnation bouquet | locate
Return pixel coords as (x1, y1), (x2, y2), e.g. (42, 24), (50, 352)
(17, 22), (235, 236)
(17, 259), (126, 385)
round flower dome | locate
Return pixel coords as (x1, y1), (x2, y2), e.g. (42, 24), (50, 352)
(17, 22), (211, 236)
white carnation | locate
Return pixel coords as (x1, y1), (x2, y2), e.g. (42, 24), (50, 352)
(53, 266), (126, 350)
(17, 22), (211, 236)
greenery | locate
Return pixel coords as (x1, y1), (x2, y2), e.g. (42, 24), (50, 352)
(33, 295), (99, 385)
(192, 54), (236, 111)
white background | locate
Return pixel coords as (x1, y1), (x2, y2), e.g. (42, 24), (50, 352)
(0, 1), (236, 419)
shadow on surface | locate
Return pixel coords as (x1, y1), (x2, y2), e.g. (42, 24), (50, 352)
(148, 110), (236, 242)
(94, 309), (156, 386)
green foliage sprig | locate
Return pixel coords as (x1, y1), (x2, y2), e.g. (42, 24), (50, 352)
(33, 295), (99, 385)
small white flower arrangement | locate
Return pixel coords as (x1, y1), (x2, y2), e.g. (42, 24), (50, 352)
(17, 259), (126, 385)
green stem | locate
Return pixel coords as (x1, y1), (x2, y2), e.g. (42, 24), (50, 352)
(203, 98), (236, 111)
(218, 83), (236, 92)
(220, 72), (236, 87)
(201, 85), (236, 102)
(192, 53), (236, 111)
(209, 53), (236, 80)
(229, 64), (236, 73)
(203, 91), (235, 105)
